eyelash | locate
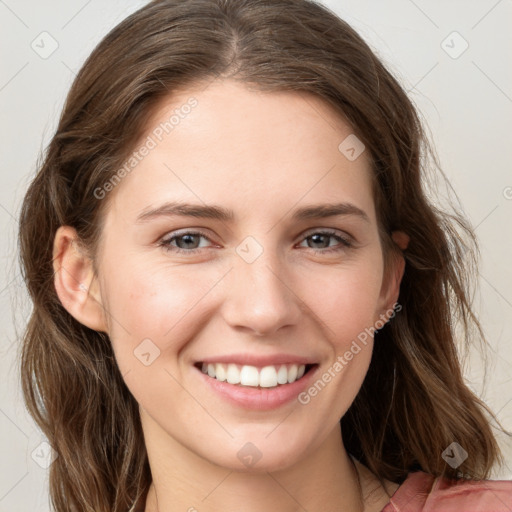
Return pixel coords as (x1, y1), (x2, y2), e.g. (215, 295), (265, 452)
(158, 229), (353, 256)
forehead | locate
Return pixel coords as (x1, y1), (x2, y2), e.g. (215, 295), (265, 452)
(103, 78), (376, 226)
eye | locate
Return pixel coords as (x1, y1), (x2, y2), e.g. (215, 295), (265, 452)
(158, 228), (354, 256)
(297, 230), (353, 254)
(159, 230), (214, 254)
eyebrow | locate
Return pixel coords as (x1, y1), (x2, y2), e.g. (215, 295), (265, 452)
(135, 201), (370, 224)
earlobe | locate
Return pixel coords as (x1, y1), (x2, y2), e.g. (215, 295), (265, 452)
(52, 226), (107, 332)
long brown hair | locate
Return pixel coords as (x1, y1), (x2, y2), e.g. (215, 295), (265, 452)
(18, 0), (506, 510)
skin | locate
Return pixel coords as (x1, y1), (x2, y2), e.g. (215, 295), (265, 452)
(53, 79), (408, 512)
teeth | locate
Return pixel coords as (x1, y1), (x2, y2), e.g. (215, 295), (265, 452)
(226, 363), (241, 384)
(277, 365), (288, 384)
(240, 365), (259, 386)
(199, 363), (307, 387)
(215, 363), (227, 382)
(259, 366), (277, 387)
(287, 364), (298, 383)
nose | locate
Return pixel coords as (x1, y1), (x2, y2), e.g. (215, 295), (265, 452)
(221, 249), (303, 337)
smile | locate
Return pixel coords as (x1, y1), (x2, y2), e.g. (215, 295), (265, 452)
(195, 362), (315, 388)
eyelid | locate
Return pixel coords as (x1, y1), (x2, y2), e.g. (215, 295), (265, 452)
(161, 228), (213, 240)
(295, 228), (354, 252)
(159, 228), (351, 242)
(159, 228), (216, 250)
(299, 227), (354, 242)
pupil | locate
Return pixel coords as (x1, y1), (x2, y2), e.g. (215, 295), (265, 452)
(178, 234), (198, 249)
(310, 234), (328, 248)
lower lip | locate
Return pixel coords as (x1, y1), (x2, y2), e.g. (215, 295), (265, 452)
(194, 365), (319, 411)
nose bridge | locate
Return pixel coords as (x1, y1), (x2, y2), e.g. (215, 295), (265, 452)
(222, 236), (302, 335)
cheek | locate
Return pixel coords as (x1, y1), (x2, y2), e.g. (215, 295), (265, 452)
(300, 257), (384, 347)
(296, 265), (381, 420)
(99, 260), (221, 414)
(98, 253), (220, 372)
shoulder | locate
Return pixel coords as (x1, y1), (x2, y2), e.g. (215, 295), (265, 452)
(382, 471), (512, 512)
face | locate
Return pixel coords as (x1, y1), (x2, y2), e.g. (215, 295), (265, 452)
(89, 79), (399, 472)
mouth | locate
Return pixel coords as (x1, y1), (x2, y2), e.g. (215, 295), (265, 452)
(193, 362), (318, 389)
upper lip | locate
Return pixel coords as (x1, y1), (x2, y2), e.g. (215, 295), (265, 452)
(196, 353), (318, 367)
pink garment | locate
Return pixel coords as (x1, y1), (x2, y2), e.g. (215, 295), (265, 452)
(381, 471), (512, 511)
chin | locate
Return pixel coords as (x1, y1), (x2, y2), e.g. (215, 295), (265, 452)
(201, 437), (309, 474)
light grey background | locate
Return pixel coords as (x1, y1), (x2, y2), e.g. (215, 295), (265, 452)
(1, 0), (511, 510)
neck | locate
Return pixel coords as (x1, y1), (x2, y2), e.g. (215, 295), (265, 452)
(140, 411), (365, 512)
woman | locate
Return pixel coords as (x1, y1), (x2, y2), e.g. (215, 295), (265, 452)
(18, 0), (512, 511)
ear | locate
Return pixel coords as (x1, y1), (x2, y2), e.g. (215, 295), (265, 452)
(377, 230), (409, 317)
(52, 226), (108, 332)
(391, 230), (409, 251)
